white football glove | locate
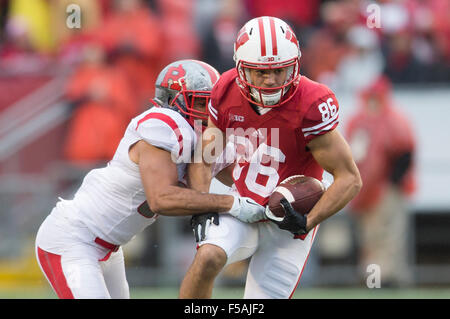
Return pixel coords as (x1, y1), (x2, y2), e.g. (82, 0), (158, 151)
(228, 195), (266, 223)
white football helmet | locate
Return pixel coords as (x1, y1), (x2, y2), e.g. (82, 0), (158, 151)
(233, 16), (302, 107)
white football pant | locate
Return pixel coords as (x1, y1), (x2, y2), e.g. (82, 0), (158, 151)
(35, 211), (129, 299)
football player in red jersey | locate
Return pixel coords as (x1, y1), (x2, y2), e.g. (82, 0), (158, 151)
(180, 16), (362, 298)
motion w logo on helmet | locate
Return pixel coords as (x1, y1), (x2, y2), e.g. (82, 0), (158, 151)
(285, 27), (299, 47)
(235, 27), (250, 52)
(160, 65), (186, 91)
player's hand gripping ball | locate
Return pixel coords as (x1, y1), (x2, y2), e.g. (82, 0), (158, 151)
(265, 175), (325, 236)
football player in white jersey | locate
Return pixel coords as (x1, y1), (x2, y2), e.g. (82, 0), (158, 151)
(35, 60), (266, 299)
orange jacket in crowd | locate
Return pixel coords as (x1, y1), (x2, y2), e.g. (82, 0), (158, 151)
(63, 101), (127, 166)
(63, 62), (135, 165)
(65, 63), (138, 120)
(99, 4), (164, 103)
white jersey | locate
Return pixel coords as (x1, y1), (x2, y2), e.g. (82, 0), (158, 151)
(53, 107), (197, 245)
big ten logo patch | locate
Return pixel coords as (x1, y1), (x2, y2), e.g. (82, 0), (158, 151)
(161, 65), (186, 91)
(229, 114), (245, 123)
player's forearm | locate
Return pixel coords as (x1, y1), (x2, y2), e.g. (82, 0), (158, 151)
(305, 173), (362, 232)
(187, 161), (213, 193)
(148, 186), (234, 216)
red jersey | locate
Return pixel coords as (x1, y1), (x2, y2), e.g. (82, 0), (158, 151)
(346, 101), (416, 212)
(209, 69), (339, 205)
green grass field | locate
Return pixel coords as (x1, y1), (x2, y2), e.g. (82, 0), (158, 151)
(2, 286), (450, 299)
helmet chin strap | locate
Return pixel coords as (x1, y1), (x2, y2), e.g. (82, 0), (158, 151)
(251, 88), (282, 106)
(250, 85), (293, 110)
(249, 89), (280, 115)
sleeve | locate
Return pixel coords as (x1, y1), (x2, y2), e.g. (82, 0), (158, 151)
(301, 93), (340, 144)
(135, 111), (195, 163)
(208, 99), (225, 131)
(208, 75), (231, 132)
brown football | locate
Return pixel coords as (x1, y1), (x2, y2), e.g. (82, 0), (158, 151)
(267, 175), (325, 220)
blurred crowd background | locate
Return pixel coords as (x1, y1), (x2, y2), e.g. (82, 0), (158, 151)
(0, 0), (450, 295)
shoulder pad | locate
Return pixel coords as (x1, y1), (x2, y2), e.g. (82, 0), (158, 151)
(134, 108), (196, 162)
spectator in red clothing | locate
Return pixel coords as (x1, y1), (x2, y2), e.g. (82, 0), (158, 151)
(63, 100), (128, 167)
(65, 43), (137, 120)
(157, 0), (201, 61)
(63, 43), (136, 167)
(345, 75), (416, 287)
(98, 0), (164, 108)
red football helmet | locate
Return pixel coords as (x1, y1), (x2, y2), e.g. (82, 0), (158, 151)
(233, 16), (302, 108)
(154, 59), (220, 127)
